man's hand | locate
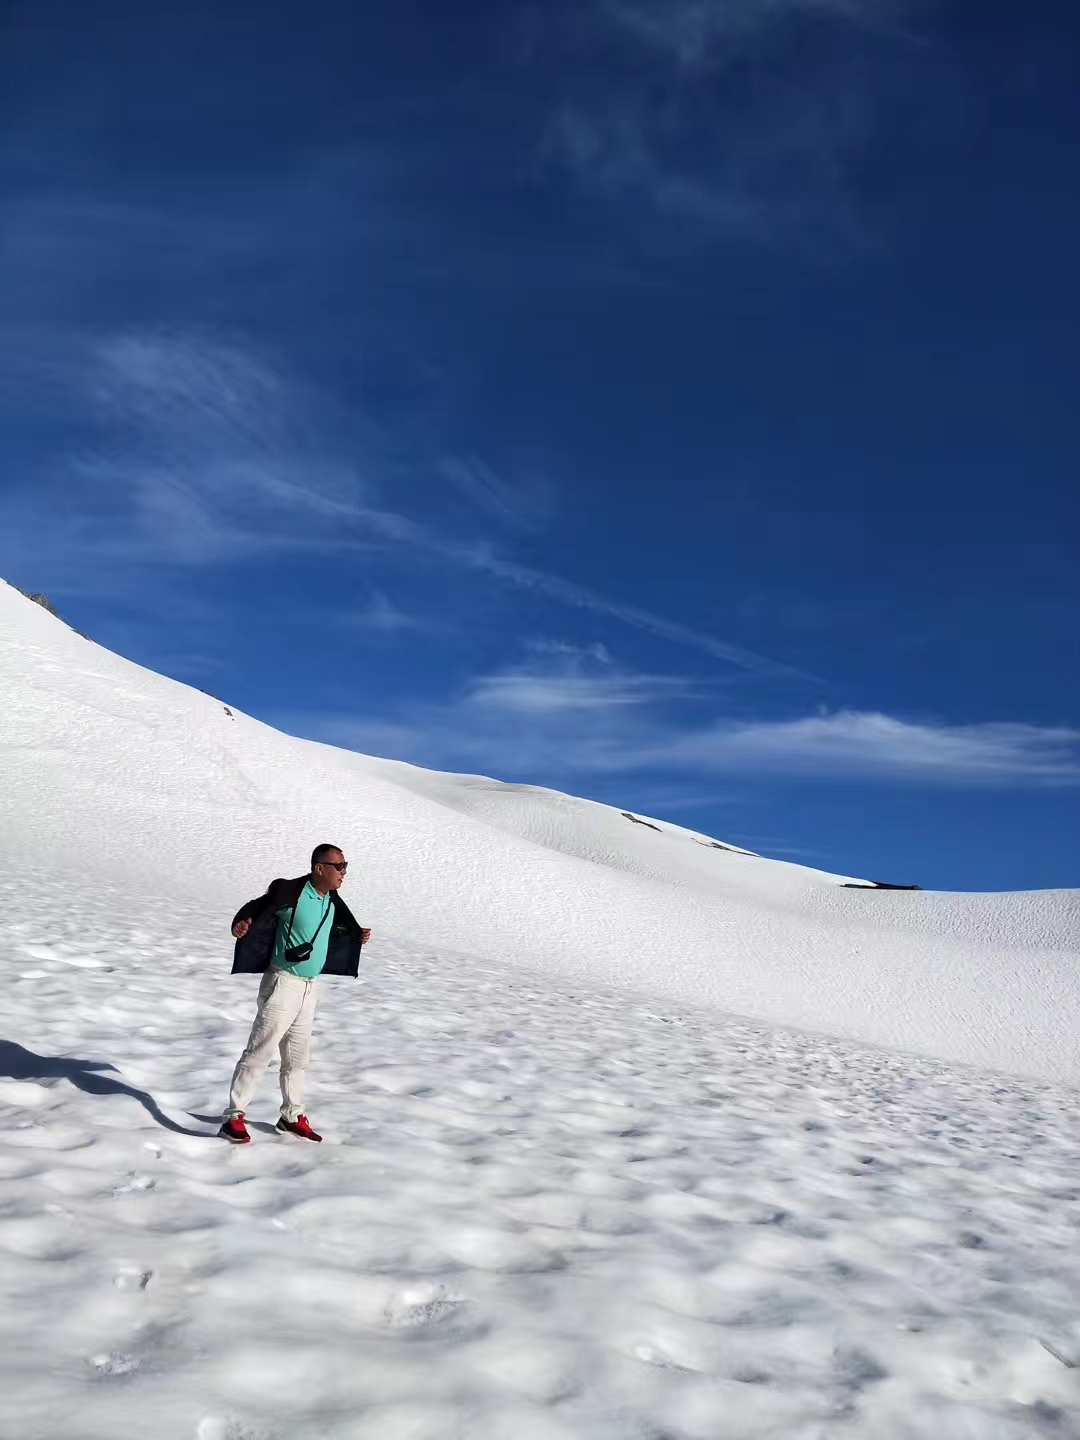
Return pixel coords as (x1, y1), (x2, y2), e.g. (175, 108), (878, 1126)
(360, 928), (372, 946)
(232, 918), (252, 940)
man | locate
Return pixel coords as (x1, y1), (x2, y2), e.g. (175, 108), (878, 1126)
(219, 844), (372, 1144)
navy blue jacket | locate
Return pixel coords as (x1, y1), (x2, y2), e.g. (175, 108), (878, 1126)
(230, 875), (366, 977)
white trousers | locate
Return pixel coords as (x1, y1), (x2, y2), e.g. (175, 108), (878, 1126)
(227, 968), (318, 1122)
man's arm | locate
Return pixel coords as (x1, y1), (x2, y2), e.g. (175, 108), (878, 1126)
(330, 893), (371, 947)
(231, 880), (288, 940)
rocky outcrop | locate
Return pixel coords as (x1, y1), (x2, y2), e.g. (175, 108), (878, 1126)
(19, 590), (60, 618)
(12, 585), (85, 638)
(843, 881), (922, 891)
(621, 812), (661, 832)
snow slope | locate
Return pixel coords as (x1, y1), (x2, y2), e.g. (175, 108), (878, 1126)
(1, 578), (1077, 1082)
(2, 580), (1080, 1439)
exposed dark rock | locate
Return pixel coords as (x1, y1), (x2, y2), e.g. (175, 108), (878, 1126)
(843, 881), (922, 891)
(199, 688), (235, 718)
(20, 590), (60, 617)
(621, 812), (661, 832)
(14, 586), (85, 637)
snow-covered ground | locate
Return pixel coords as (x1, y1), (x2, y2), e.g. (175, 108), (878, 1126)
(2, 579), (1080, 1438)
(3, 874), (1080, 1440)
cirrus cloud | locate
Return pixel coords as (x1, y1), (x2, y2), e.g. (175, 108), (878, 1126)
(0, 325), (806, 677)
(655, 710), (1080, 782)
(299, 646), (1080, 789)
(541, 0), (916, 248)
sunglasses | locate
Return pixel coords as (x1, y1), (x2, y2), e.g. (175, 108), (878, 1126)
(317, 860), (348, 872)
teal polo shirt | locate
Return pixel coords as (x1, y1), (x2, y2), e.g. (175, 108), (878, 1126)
(272, 882), (334, 979)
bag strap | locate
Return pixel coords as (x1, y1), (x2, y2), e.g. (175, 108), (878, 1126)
(283, 890), (333, 950)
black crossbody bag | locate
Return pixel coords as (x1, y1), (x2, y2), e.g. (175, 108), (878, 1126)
(281, 895), (333, 966)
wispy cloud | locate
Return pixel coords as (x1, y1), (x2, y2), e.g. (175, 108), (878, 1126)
(458, 550), (812, 678)
(540, 0), (910, 247)
(438, 455), (553, 529)
(1, 325), (801, 676)
(343, 590), (428, 635)
(306, 643), (690, 774)
(90, 331), (288, 449)
(465, 641), (704, 711)
(599, 0), (896, 67)
(470, 671), (679, 712)
(0, 326), (367, 564)
(298, 645), (1080, 788)
(656, 710), (1080, 782)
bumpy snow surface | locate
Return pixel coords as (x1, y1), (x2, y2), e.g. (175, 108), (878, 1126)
(1, 579), (1079, 1439)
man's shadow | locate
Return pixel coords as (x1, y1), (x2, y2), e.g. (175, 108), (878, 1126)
(0, 1039), (209, 1137)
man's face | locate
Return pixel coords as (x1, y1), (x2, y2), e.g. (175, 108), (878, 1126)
(313, 850), (347, 891)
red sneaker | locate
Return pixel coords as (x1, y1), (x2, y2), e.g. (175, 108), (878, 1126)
(276, 1114), (322, 1142)
(218, 1114), (251, 1144)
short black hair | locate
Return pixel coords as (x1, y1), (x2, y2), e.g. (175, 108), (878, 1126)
(311, 843), (343, 868)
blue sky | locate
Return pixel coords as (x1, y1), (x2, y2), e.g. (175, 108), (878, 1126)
(2, 0), (1077, 890)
